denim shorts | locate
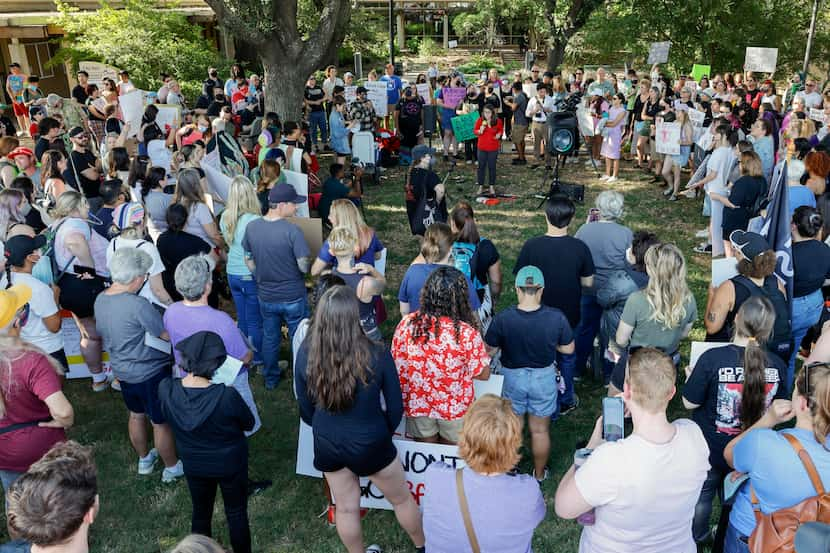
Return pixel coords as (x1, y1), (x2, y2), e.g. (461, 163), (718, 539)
(502, 364), (558, 417)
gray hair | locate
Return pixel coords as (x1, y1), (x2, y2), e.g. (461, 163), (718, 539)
(174, 254), (212, 301)
(109, 248), (152, 285)
(596, 190), (625, 220)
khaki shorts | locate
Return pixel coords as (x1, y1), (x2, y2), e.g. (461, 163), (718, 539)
(406, 416), (463, 443)
(511, 124), (528, 145)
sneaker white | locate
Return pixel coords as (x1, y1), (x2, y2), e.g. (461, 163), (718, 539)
(162, 460), (184, 483)
(599, 175), (611, 181)
(138, 448), (158, 475)
(695, 229), (710, 238)
(606, 176), (618, 183)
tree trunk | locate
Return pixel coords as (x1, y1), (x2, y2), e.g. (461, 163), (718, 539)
(547, 39), (567, 74)
(262, 54), (312, 121)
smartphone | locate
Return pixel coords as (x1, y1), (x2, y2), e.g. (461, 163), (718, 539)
(589, 208), (600, 222)
(602, 397), (625, 442)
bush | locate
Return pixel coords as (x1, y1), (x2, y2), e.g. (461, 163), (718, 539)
(418, 37), (443, 58)
(405, 37), (421, 54)
(457, 55), (506, 75)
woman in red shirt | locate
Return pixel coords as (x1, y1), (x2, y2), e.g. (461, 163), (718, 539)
(474, 105), (504, 197)
(391, 266), (490, 445)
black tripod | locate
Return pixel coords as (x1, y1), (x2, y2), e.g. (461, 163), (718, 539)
(536, 154), (584, 207)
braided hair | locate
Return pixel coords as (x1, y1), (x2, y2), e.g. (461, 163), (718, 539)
(410, 266), (479, 344)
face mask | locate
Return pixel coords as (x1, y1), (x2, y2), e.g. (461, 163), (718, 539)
(198, 125), (208, 133)
(19, 202), (31, 217)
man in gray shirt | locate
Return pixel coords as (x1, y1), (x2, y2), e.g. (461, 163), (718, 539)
(94, 248), (183, 483)
(506, 81), (529, 165)
(242, 184), (310, 390)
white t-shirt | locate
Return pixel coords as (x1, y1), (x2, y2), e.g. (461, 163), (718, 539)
(106, 237), (166, 307)
(796, 90), (823, 109)
(575, 419), (710, 553)
(11, 272), (63, 354)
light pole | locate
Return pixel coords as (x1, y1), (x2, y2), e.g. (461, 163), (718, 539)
(389, 0), (395, 68)
(802, 0), (821, 75)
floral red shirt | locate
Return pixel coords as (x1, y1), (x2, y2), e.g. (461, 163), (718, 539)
(391, 314), (489, 420)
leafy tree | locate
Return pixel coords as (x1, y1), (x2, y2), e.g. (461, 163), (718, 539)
(53, 0), (226, 102)
(203, 0), (352, 120)
(543, 0), (605, 72)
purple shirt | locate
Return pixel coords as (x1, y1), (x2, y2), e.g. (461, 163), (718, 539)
(423, 463), (545, 553)
(163, 303), (250, 368)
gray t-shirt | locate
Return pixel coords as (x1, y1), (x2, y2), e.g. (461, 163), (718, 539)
(94, 292), (171, 384)
(621, 290), (698, 354)
(242, 218), (310, 303)
(575, 221), (633, 295)
(512, 92), (530, 126)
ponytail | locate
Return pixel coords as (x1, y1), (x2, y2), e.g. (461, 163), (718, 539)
(420, 222), (453, 263)
(733, 296), (776, 429)
(797, 363), (830, 449)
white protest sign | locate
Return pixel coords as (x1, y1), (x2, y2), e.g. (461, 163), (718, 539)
(416, 83), (431, 104)
(810, 108), (827, 124)
(200, 154), (231, 204)
(744, 47), (778, 73)
(688, 108), (705, 127)
(648, 42), (671, 64)
(78, 61), (120, 87)
(655, 121), (681, 155)
(576, 107), (595, 136)
(711, 256), (739, 288)
(119, 89), (145, 138)
(282, 169), (310, 218)
(690, 341), (729, 369)
(522, 83), (537, 100)
(344, 85), (357, 105)
(696, 128), (714, 150)
(155, 104), (181, 133)
(365, 81), (388, 117)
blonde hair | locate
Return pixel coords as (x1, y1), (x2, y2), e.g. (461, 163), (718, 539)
(420, 222), (454, 263)
(643, 243), (691, 328)
(170, 534), (226, 553)
(0, 337), (64, 418)
(49, 190), (87, 220)
(625, 348), (675, 413)
(257, 159), (280, 194)
(327, 225), (357, 258)
(330, 200), (374, 256)
(220, 176), (261, 243)
(458, 395), (521, 473)
(739, 151), (764, 178)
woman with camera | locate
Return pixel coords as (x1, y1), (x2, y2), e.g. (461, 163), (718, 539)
(474, 105), (503, 197)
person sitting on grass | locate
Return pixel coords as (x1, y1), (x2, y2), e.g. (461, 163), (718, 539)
(319, 162), (361, 226)
(484, 265), (574, 482)
(555, 347), (710, 553)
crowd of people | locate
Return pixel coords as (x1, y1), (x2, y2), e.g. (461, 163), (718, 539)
(0, 55), (830, 553)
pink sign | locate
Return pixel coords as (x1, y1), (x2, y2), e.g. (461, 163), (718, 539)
(441, 87), (466, 109)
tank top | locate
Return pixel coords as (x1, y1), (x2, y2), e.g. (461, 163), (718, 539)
(333, 269), (378, 335)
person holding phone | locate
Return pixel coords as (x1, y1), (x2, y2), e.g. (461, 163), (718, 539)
(474, 105), (503, 197)
(554, 347), (709, 553)
(484, 266), (575, 482)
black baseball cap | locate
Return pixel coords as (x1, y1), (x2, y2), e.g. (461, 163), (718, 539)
(268, 184), (306, 205)
(729, 230), (770, 261)
(356, 86), (368, 94)
(68, 126), (86, 138)
(4, 234), (46, 268)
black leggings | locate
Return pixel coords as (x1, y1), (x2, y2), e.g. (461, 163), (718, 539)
(477, 149), (498, 186)
(186, 470), (251, 553)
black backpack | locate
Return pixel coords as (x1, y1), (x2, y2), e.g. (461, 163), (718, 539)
(733, 274), (792, 347)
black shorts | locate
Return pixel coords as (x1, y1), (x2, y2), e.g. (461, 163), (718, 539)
(313, 433), (397, 477)
(58, 274), (107, 319)
(120, 369), (170, 425)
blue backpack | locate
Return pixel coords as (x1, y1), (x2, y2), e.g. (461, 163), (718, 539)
(452, 240), (485, 291)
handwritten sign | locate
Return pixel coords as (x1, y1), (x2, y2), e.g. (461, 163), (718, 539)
(416, 83), (431, 104)
(119, 89), (145, 138)
(451, 111), (479, 142)
(155, 104), (181, 133)
(655, 121), (681, 155)
(691, 64), (711, 83)
(440, 87), (466, 110)
(282, 169), (310, 218)
(365, 81), (388, 117)
(744, 47), (778, 73)
(810, 108), (827, 124)
(688, 108), (705, 127)
(648, 41), (671, 64)
(344, 85), (357, 105)
(78, 61), (120, 87)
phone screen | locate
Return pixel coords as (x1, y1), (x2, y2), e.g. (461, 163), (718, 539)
(589, 208), (600, 222)
(602, 397), (624, 442)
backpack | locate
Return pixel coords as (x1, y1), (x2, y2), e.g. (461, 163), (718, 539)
(748, 433), (830, 553)
(452, 240), (484, 291)
(733, 274), (792, 347)
(42, 219), (74, 285)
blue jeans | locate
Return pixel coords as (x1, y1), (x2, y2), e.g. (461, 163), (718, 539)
(502, 365), (558, 418)
(575, 294), (602, 376)
(308, 111), (328, 145)
(558, 351), (576, 408)
(789, 289), (823, 391)
(724, 522), (750, 553)
(228, 274), (263, 364)
(693, 467), (726, 542)
(260, 296), (307, 388)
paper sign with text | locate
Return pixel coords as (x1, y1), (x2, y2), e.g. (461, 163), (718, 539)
(441, 87), (467, 110)
(744, 47), (778, 73)
(648, 42), (671, 64)
(691, 64), (711, 82)
(655, 121), (681, 155)
(345, 85), (357, 105)
(451, 111), (479, 142)
(78, 61), (120, 87)
(365, 81), (388, 117)
(688, 108), (705, 127)
(416, 83), (431, 104)
(810, 108), (827, 124)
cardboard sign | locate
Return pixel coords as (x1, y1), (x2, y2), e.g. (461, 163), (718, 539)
(286, 217), (323, 259)
(416, 83), (431, 104)
(810, 108), (827, 124)
(119, 89), (145, 138)
(744, 47), (778, 73)
(691, 64), (711, 82)
(78, 61), (120, 87)
(712, 256), (739, 288)
(655, 121), (681, 155)
(365, 81), (388, 117)
(344, 85), (357, 105)
(451, 111), (479, 142)
(690, 341), (730, 368)
(648, 42), (671, 64)
(688, 108), (706, 127)
(282, 169), (310, 218)
(440, 87), (466, 110)
(522, 83), (537, 100)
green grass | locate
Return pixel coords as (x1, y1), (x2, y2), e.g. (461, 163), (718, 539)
(2, 151), (715, 552)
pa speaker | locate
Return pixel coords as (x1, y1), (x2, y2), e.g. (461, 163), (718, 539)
(423, 104), (437, 138)
(547, 111), (579, 155)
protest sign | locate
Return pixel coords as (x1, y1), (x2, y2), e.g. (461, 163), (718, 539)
(287, 217), (322, 257)
(119, 90), (145, 138)
(647, 42), (671, 64)
(79, 61), (120, 87)
(416, 83), (431, 104)
(577, 107), (594, 137)
(522, 83), (537, 100)
(200, 154), (232, 204)
(282, 169), (310, 218)
(155, 104), (181, 133)
(691, 64), (711, 82)
(448, 40), (458, 49)
(365, 81), (388, 117)
(810, 108), (827, 124)
(62, 312), (111, 379)
(451, 111), (479, 142)
(690, 341), (729, 368)
(712, 257), (738, 288)
(744, 47), (778, 73)
(688, 108), (705, 127)
(344, 85), (357, 105)
(440, 87), (466, 110)
(655, 121), (681, 155)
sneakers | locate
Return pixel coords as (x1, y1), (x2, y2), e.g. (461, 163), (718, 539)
(559, 394), (580, 416)
(91, 380), (109, 393)
(138, 448), (158, 475)
(606, 176), (618, 183)
(366, 546), (382, 553)
(161, 460), (184, 483)
(693, 243), (712, 254)
(535, 466), (550, 483)
(599, 175), (611, 181)
(110, 378), (122, 392)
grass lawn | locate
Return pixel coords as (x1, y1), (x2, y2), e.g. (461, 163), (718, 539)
(1, 149), (715, 552)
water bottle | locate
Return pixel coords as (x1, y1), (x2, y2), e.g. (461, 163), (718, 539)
(574, 448), (596, 526)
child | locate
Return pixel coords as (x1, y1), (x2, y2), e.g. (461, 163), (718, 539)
(319, 162), (360, 225)
(483, 265), (575, 482)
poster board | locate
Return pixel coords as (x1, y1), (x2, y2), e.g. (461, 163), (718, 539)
(451, 111), (479, 142)
(691, 64), (711, 82)
(365, 81), (388, 117)
(200, 154), (232, 203)
(810, 108), (826, 124)
(712, 257), (739, 288)
(577, 107), (594, 137)
(78, 61), (120, 87)
(647, 42), (671, 64)
(282, 169), (310, 218)
(119, 89), (145, 138)
(655, 121), (681, 155)
(416, 83), (431, 104)
(155, 104), (181, 133)
(440, 87), (466, 110)
(522, 83), (537, 100)
(61, 311), (111, 379)
(688, 108), (705, 127)
(744, 47), (778, 73)
(344, 85), (357, 105)
(286, 217), (323, 258)
(690, 341), (730, 368)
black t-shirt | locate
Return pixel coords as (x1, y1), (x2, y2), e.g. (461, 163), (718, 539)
(722, 175), (767, 237)
(632, 95), (646, 121)
(683, 344), (787, 472)
(157, 230), (212, 301)
(69, 149), (100, 198)
(35, 136), (66, 161)
(206, 99), (230, 117)
(304, 86), (325, 113)
(471, 238), (499, 292)
(514, 235), (595, 328)
(72, 84), (89, 104)
(396, 96), (424, 123)
(793, 239), (830, 297)
(484, 94), (501, 112)
(142, 122), (163, 143)
(105, 117), (122, 135)
(485, 305), (573, 368)
(643, 100), (661, 119)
